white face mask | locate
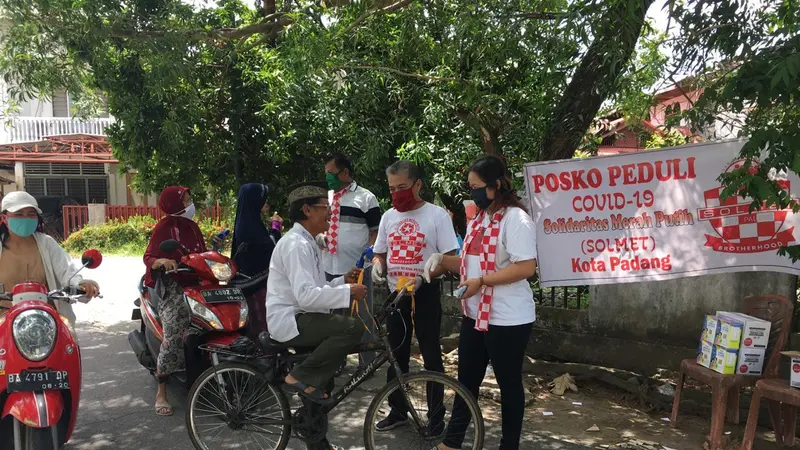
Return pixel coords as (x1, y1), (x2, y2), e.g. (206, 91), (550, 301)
(176, 203), (196, 220)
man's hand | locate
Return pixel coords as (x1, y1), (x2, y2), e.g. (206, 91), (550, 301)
(371, 259), (385, 284)
(152, 258), (178, 271)
(344, 268), (362, 284)
(423, 253), (444, 283)
(350, 283), (368, 301)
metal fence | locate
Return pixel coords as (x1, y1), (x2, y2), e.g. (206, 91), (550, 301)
(439, 273), (590, 310)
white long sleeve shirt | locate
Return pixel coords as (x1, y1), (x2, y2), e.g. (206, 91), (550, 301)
(266, 223), (352, 342)
(0, 232), (88, 327)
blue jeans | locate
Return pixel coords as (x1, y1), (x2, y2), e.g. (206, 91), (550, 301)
(325, 270), (376, 367)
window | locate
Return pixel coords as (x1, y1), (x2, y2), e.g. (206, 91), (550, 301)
(23, 163), (108, 203)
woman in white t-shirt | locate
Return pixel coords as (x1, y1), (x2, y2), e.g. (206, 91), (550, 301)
(423, 155), (537, 450)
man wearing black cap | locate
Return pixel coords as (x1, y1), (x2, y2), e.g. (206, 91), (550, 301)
(266, 181), (366, 450)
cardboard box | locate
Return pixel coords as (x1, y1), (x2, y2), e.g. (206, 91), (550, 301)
(701, 315), (719, 344)
(734, 347), (767, 376)
(781, 351), (800, 388)
(697, 341), (741, 375)
(701, 314), (744, 349)
(716, 311), (771, 349)
(710, 346), (739, 375)
(697, 340), (714, 368)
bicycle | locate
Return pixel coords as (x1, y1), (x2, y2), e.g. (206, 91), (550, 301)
(184, 278), (485, 450)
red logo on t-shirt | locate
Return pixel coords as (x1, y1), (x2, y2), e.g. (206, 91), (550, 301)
(744, 338), (753, 347)
(388, 219), (427, 267)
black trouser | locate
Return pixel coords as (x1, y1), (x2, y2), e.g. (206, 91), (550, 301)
(443, 316), (533, 450)
(386, 280), (445, 425)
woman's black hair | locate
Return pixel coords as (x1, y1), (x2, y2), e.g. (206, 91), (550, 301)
(0, 214), (45, 248)
(468, 155), (525, 210)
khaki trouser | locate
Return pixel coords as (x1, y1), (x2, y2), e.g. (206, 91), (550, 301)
(285, 313), (362, 389)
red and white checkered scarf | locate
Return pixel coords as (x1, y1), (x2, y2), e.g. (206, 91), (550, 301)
(460, 208), (506, 331)
(326, 186), (349, 255)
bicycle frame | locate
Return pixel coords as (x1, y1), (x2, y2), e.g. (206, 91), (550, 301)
(239, 279), (428, 429)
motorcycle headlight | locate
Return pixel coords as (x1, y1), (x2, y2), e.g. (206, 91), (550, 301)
(239, 300), (248, 329)
(205, 260), (233, 282)
(13, 310), (57, 362)
(186, 297), (223, 330)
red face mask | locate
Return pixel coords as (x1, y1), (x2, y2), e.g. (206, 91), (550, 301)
(391, 187), (418, 212)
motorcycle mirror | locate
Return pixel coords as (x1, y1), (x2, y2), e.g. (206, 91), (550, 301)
(81, 249), (103, 269)
(159, 239), (182, 253)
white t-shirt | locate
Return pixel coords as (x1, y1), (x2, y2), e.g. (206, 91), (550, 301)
(374, 203), (459, 288)
(463, 207), (537, 326)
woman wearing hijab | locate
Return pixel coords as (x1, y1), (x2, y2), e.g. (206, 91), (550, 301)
(231, 183), (281, 341)
(143, 186), (207, 417)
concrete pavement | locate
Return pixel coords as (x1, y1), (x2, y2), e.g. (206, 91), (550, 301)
(64, 257), (593, 450)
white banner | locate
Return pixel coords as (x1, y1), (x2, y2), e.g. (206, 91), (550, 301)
(524, 139), (800, 287)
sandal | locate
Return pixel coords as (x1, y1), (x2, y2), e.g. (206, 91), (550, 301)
(155, 401), (174, 416)
(283, 380), (327, 402)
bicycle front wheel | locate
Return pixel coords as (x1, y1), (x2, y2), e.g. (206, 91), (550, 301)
(364, 371), (485, 450)
(186, 362), (291, 450)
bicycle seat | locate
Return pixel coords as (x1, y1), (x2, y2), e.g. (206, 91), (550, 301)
(258, 332), (315, 354)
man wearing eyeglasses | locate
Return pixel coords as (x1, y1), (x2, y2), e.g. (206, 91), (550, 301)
(266, 181), (366, 450)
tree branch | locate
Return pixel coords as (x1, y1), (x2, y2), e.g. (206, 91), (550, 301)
(515, 11), (566, 20)
(342, 0), (414, 34)
(111, 14), (294, 42)
(336, 64), (458, 82)
(539, 0), (656, 161)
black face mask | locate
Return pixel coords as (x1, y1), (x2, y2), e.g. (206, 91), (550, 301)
(471, 187), (493, 210)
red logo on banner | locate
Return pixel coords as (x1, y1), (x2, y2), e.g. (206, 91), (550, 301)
(697, 159), (795, 254)
(744, 338), (753, 347)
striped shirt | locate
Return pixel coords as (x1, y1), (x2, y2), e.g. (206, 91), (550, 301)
(323, 182), (381, 276)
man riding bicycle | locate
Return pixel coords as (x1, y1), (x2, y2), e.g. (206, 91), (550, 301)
(266, 181), (367, 450)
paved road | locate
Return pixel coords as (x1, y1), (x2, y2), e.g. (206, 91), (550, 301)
(63, 257), (592, 450)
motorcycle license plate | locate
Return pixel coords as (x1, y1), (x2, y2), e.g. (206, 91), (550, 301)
(7, 370), (69, 393)
(201, 288), (246, 304)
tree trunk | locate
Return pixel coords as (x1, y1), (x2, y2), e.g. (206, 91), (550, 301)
(539, 0), (655, 162)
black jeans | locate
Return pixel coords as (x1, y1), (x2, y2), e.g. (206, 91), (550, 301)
(386, 280), (445, 425)
(443, 316), (533, 450)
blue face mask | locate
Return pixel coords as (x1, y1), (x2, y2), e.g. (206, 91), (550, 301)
(7, 217), (38, 237)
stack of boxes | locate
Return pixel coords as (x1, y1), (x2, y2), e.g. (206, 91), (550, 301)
(697, 311), (771, 376)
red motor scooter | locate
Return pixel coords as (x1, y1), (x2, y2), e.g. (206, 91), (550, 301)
(0, 249), (102, 450)
(128, 237), (267, 386)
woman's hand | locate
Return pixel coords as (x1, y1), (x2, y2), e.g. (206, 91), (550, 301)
(458, 277), (483, 299)
(78, 280), (101, 298)
(152, 258), (178, 271)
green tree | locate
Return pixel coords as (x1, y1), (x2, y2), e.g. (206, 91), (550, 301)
(669, 0), (800, 260)
(0, 0), (661, 215)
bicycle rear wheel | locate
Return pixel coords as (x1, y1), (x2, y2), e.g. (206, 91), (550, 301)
(364, 371), (484, 450)
(186, 362), (291, 450)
